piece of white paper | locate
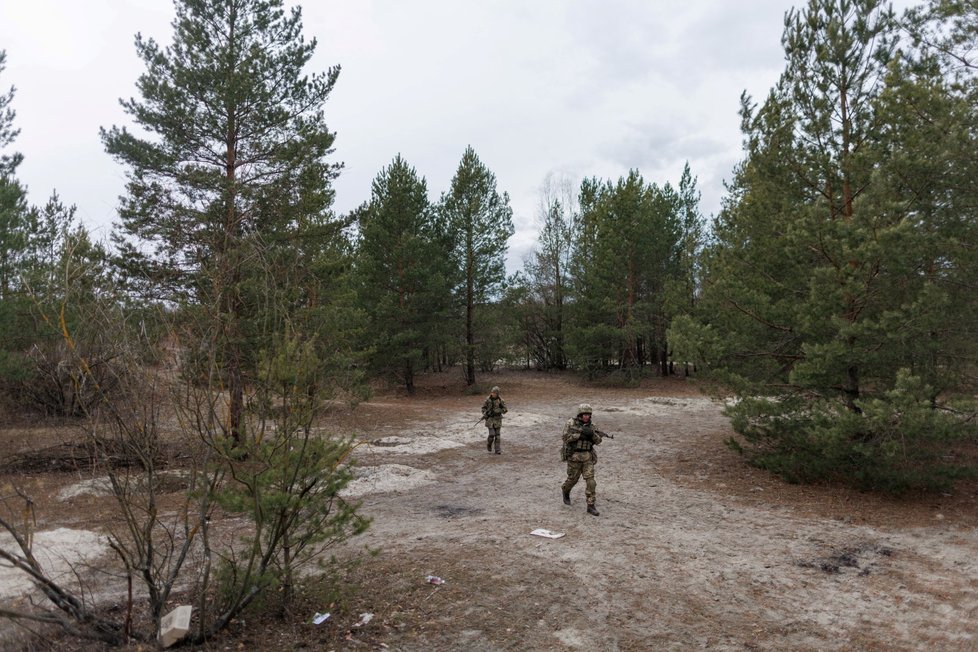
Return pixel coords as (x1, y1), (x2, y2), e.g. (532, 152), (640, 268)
(312, 612), (331, 625)
(530, 528), (565, 539)
(354, 612), (374, 627)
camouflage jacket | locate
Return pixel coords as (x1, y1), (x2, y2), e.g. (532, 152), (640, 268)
(482, 396), (508, 428)
(562, 417), (603, 462)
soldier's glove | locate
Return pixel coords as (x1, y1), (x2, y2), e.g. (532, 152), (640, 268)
(579, 430), (593, 442)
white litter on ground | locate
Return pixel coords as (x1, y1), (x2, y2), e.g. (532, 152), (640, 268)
(312, 612), (331, 625)
(530, 529), (565, 539)
(353, 612), (374, 627)
(159, 605), (192, 648)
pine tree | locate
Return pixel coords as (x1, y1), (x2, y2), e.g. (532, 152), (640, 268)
(0, 49), (29, 300)
(0, 48), (32, 391)
(440, 146), (514, 385)
(355, 155), (452, 393)
(662, 164), (705, 376)
(0, 50), (20, 179)
(102, 0), (344, 441)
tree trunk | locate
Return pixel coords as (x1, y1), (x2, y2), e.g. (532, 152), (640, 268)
(465, 236), (476, 386)
(405, 359), (415, 395)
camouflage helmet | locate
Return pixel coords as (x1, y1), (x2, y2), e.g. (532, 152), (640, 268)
(577, 403), (592, 416)
(490, 386), (501, 394)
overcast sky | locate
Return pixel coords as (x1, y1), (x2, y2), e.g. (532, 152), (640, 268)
(0, 0), (916, 271)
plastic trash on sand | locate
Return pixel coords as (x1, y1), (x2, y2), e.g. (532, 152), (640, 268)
(425, 575), (446, 585)
(159, 605), (192, 648)
(353, 612), (373, 627)
(530, 528), (565, 539)
(312, 612), (331, 625)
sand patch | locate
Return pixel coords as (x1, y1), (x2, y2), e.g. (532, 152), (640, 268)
(605, 396), (722, 417)
(361, 436), (464, 456)
(342, 464), (436, 498)
(57, 470), (192, 501)
(0, 528), (108, 600)
(57, 477), (114, 501)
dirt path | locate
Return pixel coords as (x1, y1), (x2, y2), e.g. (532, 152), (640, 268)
(325, 374), (978, 651)
(2, 371), (977, 650)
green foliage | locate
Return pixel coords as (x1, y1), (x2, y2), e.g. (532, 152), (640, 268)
(8, 210), (121, 417)
(0, 48), (29, 306)
(727, 371), (978, 492)
(440, 146), (515, 385)
(686, 0), (978, 492)
(666, 315), (725, 380)
(660, 164), (706, 322)
(516, 175), (579, 370)
(102, 0), (354, 439)
(212, 330), (369, 616)
(0, 176), (29, 299)
(0, 50), (21, 178)
(0, 52), (117, 415)
(355, 155), (453, 392)
(473, 299), (517, 372)
(568, 170), (685, 378)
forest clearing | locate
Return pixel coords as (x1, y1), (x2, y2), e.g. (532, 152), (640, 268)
(2, 1), (978, 649)
(2, 370), (976, 651)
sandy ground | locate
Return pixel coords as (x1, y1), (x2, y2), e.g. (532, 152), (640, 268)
(2, 370), (978, 650)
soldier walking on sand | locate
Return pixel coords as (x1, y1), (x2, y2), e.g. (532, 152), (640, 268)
(561, 403), (604, 516)
(482, 385), (508, 455)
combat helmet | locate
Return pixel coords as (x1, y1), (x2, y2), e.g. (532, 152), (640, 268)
(491, 386), (501, 394)
(577, 403), (592, 416)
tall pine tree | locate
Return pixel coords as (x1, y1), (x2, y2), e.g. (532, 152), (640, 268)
(102, 0), (344, 441)
(440, 146), (514, 385)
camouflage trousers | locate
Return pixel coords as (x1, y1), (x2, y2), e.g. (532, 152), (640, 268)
(486, 426), (501, 453)
(562, 459), (596, 505)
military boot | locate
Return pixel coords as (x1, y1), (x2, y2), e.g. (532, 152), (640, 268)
(562, 490), (571, 505)
(587, 504), (599, 516)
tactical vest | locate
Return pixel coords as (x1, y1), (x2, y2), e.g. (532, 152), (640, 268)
(574, 422), (595, 452)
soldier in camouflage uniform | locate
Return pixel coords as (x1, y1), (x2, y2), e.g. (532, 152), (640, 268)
(561, 403), (603, 516)
(482, 386), (508, 454)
